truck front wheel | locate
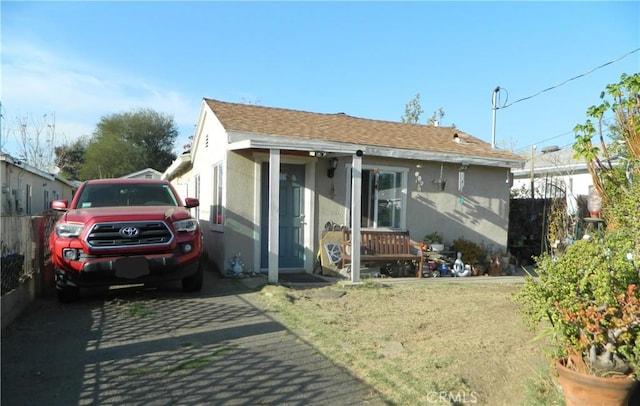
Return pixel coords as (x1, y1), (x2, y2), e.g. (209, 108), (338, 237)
(182, 262), (203, 292)
(56, 286), (80, 303)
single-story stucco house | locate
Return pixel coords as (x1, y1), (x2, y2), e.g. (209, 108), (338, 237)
(1, 153), (78, 216)
(163, 99), (525, 282)
(120, 167), (163, 180)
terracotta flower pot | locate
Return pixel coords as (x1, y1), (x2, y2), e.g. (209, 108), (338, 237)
(556, 359), (638, 406)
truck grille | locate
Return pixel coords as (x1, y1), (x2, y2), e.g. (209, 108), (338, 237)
(86, 221), (174, 248)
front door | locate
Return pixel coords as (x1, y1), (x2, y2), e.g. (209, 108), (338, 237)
(261, 163), (306, 269)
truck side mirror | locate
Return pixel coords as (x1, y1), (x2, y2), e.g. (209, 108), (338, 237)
(184, 198), (199, 209)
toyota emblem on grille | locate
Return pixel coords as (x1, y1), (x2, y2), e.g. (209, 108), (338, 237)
(120, 226), (140, 237)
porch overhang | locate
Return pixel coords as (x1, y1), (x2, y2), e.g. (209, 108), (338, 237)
(162, 153), (192, 180)
(227, 133), (524, 169)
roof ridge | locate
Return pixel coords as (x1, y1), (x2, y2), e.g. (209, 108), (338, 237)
(203, 97), (467, 132)
(202, 98), (523, 163)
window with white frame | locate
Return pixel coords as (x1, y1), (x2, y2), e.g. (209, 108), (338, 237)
(347, 165), (408, 229)
(210, 163), (223, 225)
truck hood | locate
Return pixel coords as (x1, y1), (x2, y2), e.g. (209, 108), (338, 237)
(61, 206), (194, 223)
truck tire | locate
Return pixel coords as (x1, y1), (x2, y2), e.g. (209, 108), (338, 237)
(182, 262), (203, 292)
(56, 286), (80, 303)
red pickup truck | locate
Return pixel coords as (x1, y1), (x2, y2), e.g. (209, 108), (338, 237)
(49, 178), (203, 302)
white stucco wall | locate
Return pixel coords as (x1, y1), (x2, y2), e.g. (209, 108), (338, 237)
(409, 161), (511, 252)
(314, 156), (512, 255)
(510, 147), (595, 215)
(222, 151), (258, 273)
(190, 103), (228, 271)
(512, 171), (594, 215)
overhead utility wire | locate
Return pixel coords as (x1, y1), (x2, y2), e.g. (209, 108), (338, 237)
(515, 130), (575, 153)
(499, 48), (640, 110)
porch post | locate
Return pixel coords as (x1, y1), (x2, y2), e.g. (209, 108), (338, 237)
(350, 151), (363, 282)
(268, 149), (280, 284)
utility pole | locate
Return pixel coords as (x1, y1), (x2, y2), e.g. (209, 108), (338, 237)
(491, 87), (500, 149)
(0, 100), (3, 150)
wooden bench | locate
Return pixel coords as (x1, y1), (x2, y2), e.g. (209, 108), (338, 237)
(341, 229), (424, 277)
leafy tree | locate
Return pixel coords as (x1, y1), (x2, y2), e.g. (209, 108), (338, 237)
(80, 108), (178, 179)
(400, 93), (424, 124)
(54, 137), (88, 181)
(81, 131), (133, 179)
(426, 107), (445, 126)
(401, 93), (450, 127)
(573, 72), (639, 213)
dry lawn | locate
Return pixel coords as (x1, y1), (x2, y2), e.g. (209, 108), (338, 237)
(248, 278), (562, 405)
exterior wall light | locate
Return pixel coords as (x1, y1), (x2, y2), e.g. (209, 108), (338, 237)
(327, 157), (339, 178)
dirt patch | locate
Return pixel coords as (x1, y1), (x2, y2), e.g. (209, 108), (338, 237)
(250, 280), (554, 405)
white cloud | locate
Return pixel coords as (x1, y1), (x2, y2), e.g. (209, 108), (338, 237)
(1, 41), (198, 156)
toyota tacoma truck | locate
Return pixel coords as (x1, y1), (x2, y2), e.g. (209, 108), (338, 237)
(50, 178), (203, 302)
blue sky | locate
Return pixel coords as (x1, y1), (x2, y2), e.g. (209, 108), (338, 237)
(1, 1), (639, 160)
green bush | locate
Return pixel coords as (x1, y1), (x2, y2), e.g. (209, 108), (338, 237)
(516, 73), (640, 378)
(451, 238), (484, 266)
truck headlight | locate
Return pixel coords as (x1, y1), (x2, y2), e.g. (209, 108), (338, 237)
(56, 222), (85, 238)
(174, 219), (198, 233)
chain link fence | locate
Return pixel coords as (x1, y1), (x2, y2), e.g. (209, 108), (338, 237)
(1, 253), (26, 295)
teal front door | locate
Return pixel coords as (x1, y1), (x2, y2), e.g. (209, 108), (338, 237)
(261, 163), (306, 269)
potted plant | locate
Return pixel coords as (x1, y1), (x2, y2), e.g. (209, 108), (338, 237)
(516, 230), (640, 405)
(433, 164), (446, 191)
(424, 232), (444, 252)
(516, 73), (640, 405)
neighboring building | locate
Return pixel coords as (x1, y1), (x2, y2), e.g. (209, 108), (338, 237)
(163, 99), (525, 281)
(508, 145), (604, 264)
(511, 145), (595, 215)
(162, 152), (192, 204)
(120, 168), (163, 180)
(1, 153), (78, 215)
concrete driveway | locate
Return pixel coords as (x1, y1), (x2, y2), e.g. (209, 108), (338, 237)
(1, 268), (388, 405)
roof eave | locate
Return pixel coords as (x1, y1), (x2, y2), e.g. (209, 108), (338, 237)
(162, 153), (192, 180)
(228, 135), (525, 169)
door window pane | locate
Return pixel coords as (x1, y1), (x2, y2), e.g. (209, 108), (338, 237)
(377, 172), (402, 228)
(349, 166), (406, 229)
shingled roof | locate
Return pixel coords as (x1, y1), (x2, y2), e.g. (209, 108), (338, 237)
(204, 98), (524, 164)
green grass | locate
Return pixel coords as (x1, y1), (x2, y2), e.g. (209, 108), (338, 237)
(123, 345), (238, 377)
(521, 365), (565, 405)
(162, 357), (212, 373)
(124, 303), (154, 318)
(254, 282), (557, 405)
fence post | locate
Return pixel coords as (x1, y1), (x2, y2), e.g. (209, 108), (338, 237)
(41, 213), (58, 297)
(31, 217), (43, 296)
(31, 216), (54, 297)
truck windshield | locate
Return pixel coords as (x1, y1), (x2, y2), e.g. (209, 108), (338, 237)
(76, 184), (179, 208)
